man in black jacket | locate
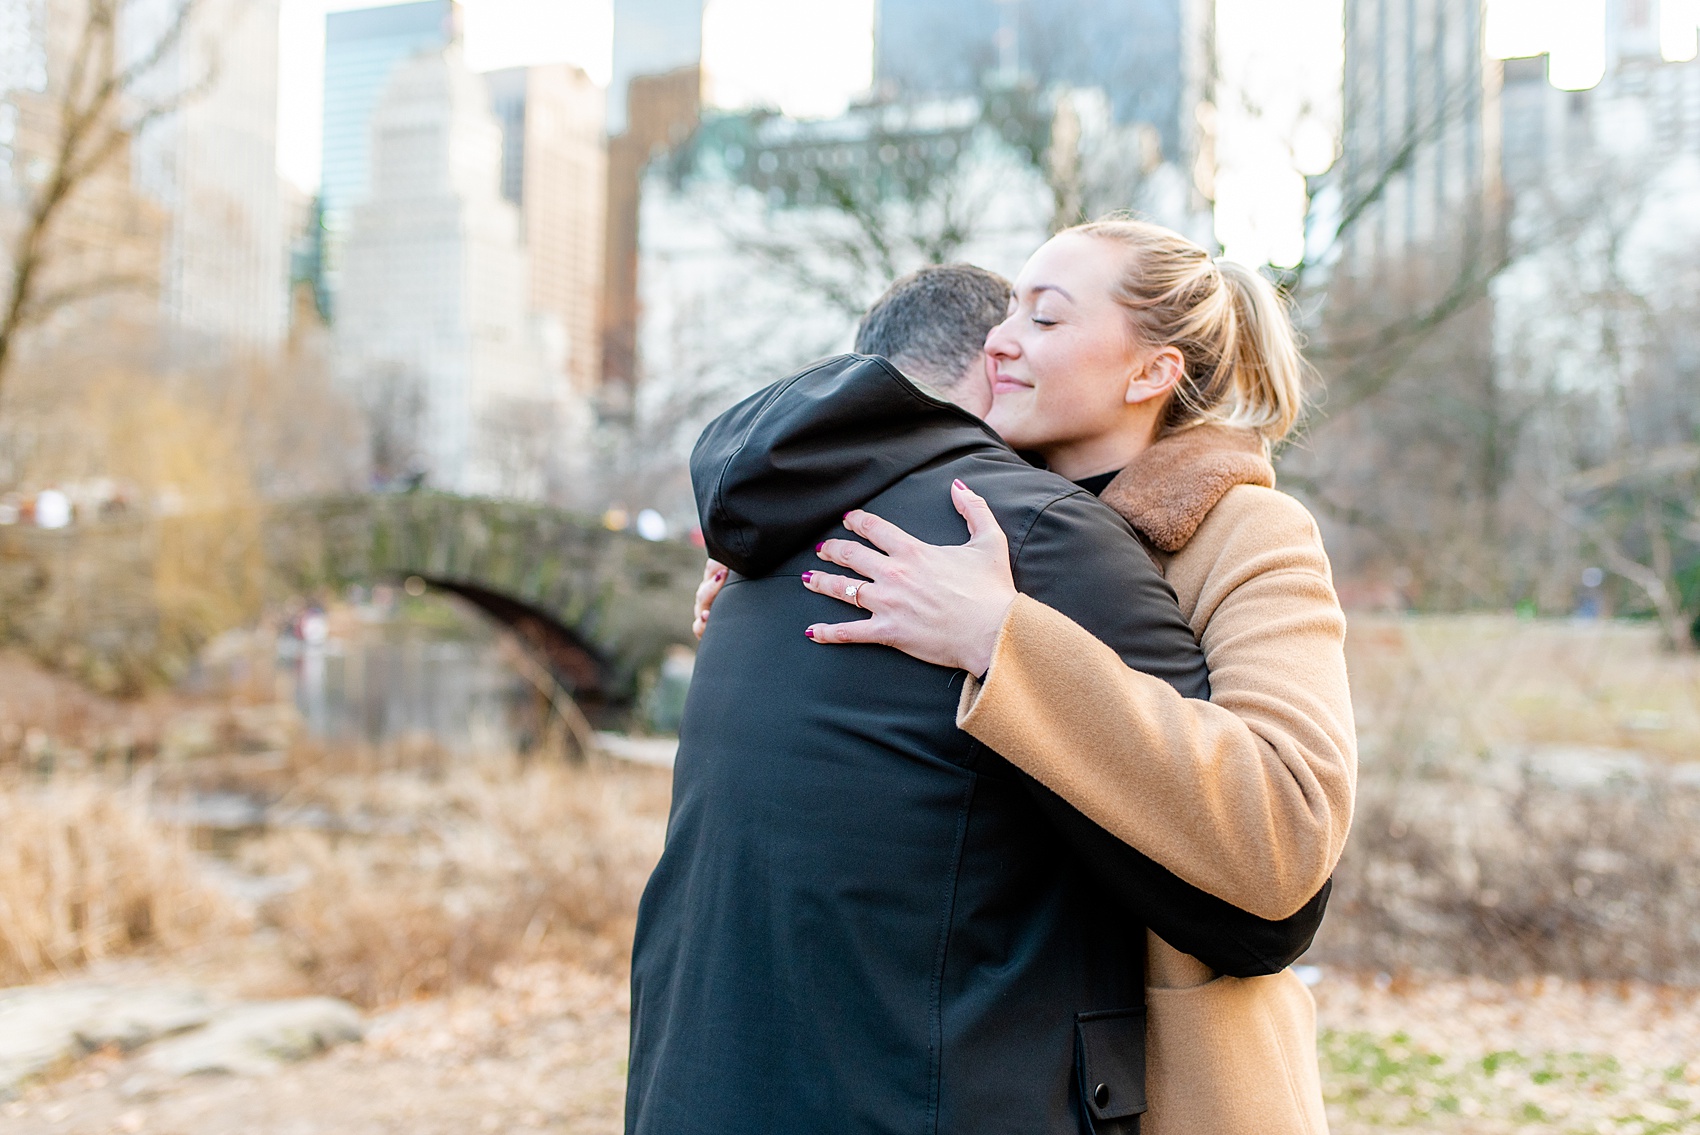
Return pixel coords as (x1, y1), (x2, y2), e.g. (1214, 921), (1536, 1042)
(626, 266), (1326, 1135)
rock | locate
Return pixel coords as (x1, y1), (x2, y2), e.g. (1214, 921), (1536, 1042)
(0, 985), (360, 1093)
(0, 984), (215, 1096)
(75, 985), (219, 1052)
(595, 731), (678, 768)
(142, 997), (363, 1077)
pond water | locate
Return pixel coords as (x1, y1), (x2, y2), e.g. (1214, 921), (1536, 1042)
(282, 634), (534, 752)
(271, 593), (542, 754)
(208, 589), (686, 756)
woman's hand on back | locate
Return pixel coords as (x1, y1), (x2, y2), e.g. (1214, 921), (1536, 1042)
(803, 480), (1017, 677)
(692, 558), (729, 639)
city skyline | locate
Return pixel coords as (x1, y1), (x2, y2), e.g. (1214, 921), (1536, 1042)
(270, 0), (1700, 269)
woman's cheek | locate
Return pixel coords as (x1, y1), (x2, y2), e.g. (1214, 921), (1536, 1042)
(992, 389), (1053, 449)
(984, 394), (1029, 446)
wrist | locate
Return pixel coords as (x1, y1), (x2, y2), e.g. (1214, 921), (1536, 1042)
(964, 594), (1016, 679)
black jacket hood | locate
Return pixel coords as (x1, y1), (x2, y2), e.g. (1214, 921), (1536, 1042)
(691, 353), (1002, 577)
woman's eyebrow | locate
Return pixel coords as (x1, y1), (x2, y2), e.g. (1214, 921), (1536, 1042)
(1027, 283), (1075, 302)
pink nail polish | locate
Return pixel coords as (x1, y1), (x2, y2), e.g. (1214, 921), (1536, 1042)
(815, 542), (824, 552)
(801, 571), (814, 583)
(804, 627), (816, 639)
(953, 478), (966, 490)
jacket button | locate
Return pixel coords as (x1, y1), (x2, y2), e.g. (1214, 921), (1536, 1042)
(1093, 1083), (1110, 1108)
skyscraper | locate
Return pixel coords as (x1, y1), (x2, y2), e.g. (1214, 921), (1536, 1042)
(602, 64), (699, 395)
(1336, 0), (1495, 272)
(1497, 4), (1700, 196)
(487, 64), (608, 395)
(320, 0), (457, 312)
(135, 0), (288, 349)
(336, 45), (553, 496)
(874, 0), (1209, 165)
(607, 0), (702, 134)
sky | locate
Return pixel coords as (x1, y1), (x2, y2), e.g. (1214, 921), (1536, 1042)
(700, 0), (873, 119)
(276, 0), (1700, 267)
(1214, 0), (1343, 267)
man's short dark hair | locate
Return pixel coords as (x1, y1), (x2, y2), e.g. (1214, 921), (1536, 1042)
(854, 264), (1011, 390)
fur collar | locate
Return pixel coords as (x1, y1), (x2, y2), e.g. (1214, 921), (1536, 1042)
(1099, 425), (1274, 552)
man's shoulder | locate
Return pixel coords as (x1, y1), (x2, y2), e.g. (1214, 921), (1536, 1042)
(935, 454), (1138, 552)
(970, 460), (1207, 695)
(931, 456), (1170, 608)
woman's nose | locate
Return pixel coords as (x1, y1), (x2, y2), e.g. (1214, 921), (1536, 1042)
(985, 317), (1019, 358)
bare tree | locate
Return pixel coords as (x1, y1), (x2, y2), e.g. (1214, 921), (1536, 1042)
(654, 88), (1069, 322)
(721, 122), (1015, 318)
(1264, 65), (1537, 606)
(360, 361), (426, 487)
(1271, 59), (1700, 641)
(0, 0), (208, 396)
(595, 276), (840, 522)
(1510, 166), (1700, 649)
(479, 395), (561, 502)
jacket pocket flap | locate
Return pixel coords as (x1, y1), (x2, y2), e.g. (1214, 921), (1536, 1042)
(1076, 1007), (1148, 1121)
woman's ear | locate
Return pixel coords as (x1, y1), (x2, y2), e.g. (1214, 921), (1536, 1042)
(1125, 347), (1185, 405)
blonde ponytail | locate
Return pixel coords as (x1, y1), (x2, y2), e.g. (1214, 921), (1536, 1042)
(1066, 218), (1309, 446)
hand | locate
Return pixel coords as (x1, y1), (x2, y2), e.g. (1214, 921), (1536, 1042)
(802, 479), (1017, 676)
(692, 558), (728, 639)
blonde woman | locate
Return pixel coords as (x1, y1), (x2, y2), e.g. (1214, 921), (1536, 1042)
(776, 220), (1355, 1133)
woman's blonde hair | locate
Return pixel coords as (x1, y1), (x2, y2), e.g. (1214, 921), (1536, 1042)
(1066, 217), (1309, 445)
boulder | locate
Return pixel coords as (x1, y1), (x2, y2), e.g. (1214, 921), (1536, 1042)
(141, 997), (363, 1077)
(0, 984), (215, 1096)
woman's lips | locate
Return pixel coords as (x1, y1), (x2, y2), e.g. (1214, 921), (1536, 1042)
(991, 374), (1032, 395)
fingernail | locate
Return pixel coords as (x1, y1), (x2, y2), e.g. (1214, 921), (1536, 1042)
(717, 568), (727, 579)
(801, 571), (814, 583)
(815, 541), (824, 553)
(953, 479), (966, 490)
(804, 627), (816, 639)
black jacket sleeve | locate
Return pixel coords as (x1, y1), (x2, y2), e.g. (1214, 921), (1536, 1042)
(997, 489), (1329, 977)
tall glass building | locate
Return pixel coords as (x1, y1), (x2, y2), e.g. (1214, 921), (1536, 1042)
(608, 0), (701, 134)
(320, 0), (457, 311)
(874, 0), (1194, 161)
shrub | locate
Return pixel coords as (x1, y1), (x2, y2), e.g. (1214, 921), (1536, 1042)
(0, 775), (232, 984)
(250, 757), (670, 1008)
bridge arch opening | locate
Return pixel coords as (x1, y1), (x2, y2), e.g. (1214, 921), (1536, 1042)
(415, 577), (618, 716)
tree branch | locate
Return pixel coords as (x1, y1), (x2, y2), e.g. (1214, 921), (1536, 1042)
(0, 0), (207, 397)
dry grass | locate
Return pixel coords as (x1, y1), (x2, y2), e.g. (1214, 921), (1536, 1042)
(1316, 769), (1700, 983)
(1314, 614), (1700, 983)
(0, 650), (179, 770)
(0, 774), (234, 985)
(1345, 614), (1700, 763)
(5, 614), (1699, 1011)
(0, 643), (672, 1010)
(242, 756), (671, 1009)
(0, 751), (672, 1009)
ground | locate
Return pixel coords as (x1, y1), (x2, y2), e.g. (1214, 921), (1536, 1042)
(5, 958), (1699, 1134)
(2, 617), (1698, 1133)
(1318, 974), (1700, 1133)
(2, 960), (630, 1135)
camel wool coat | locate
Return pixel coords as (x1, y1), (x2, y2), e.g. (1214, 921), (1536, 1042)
(956, 424), (1357, 1135)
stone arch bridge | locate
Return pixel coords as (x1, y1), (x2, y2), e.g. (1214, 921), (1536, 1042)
(0, 493), (705, 705)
